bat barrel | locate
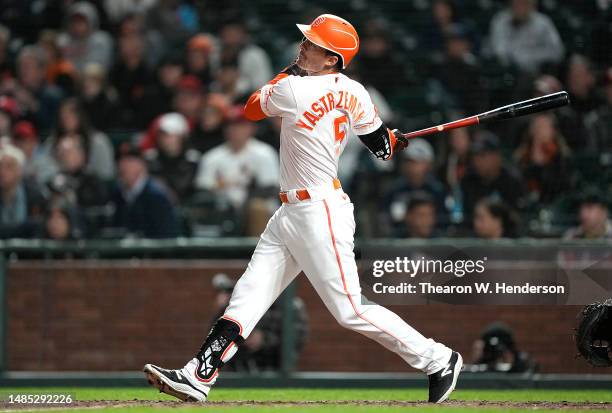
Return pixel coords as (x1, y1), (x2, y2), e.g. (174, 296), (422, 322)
(478, 91), (570, 124)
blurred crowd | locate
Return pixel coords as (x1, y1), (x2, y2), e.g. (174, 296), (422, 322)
(0, 0), (609, 240)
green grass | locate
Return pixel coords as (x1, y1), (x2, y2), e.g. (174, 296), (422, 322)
(1, 388), (610, 412)
(4, 408), (596, 413)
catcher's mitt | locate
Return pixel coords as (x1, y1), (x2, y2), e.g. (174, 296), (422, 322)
(575, 299), (612, 367)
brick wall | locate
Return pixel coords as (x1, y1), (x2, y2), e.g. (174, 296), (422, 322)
(5, 261), (601, 373)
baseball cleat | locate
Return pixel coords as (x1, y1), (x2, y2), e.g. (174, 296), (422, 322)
(427, 351), (463, 403)
(143, 362), (209, 402)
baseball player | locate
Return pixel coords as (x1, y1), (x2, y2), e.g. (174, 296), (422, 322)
(144, 14), (462, 403)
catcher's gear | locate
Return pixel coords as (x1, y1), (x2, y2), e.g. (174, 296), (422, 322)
(357, 124), (410, 160)
(575, 299), (612, 367)
(296, 14), (359, 69)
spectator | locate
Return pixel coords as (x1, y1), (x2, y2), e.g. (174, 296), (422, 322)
(0, 144), (45, 238)
(586, 67), (612, 152)
(145, 0), (198, 50)
(489, 0), (564, 73)
(0, 25), (12, 81)
(382, 138), (446, 228)
(461, 131), (525, 221)
(513, 113), (573, 206)
(186, 34), (216, 87)
(195, 107), (279, 211)
(0, 96), (19, 138)
(173, 75), (205, 125)
(145, 112), (200, 202)
(135, 52), (184, 128)
(438, 126), (471, 192)
(35, 98), (115, 184)
(396, 191), (438, 238)
(355, 20), (404, 97)
(116, 12), (165, 68)
(208, 273), (308, 372)
(473, 198), (520, 239)
(420, 0), (478, 54)
(137, 114), (164, 152)
(112, 144), (180, 238)
(58, 2), (114, 73)
(558, 55), (602, 152)
(37, 30), (77, 95)
(190, 93), (229, 154)
(219, 20), (272, 95)
(566, 55), (600, 114)
(79, 63), (121, 132)
(47, 136), (109, 207)
(11, 121), (40, 178)
(41, 202), (86, 240)
(110, 33), (153, 128)
(431, 24), (487, 114)
(211, 61), (244, 102)
(13, 45), (63, 132)
(470, 322), (536, 373)
(420, 0), (458, 52)
(564, 190), (612, 240)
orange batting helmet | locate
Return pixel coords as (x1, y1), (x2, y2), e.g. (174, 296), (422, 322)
(296, 14), (359, 69)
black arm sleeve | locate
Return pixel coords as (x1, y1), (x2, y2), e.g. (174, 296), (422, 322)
(357, 123), (393, 161)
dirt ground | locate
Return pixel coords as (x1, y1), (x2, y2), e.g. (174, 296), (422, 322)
(2, 400), (612, 410)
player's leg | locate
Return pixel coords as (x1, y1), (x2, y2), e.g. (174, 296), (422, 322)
(285, 192), (461, 402)
(145, 207), (301, 401)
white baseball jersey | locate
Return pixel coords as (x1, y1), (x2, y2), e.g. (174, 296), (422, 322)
(259, 73), (383, 191)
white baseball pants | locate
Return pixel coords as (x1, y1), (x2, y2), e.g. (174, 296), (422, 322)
(223, 186), (452, 374)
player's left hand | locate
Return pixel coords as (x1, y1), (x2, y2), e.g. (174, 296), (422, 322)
(392, 129), (410, 153)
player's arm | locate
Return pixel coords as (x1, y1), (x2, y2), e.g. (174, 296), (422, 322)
(244, 62), (307, 121)
(352, 83), (410, 160)
(357, 124), (410, 161)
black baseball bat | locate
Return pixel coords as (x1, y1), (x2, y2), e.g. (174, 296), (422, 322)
(403, 91), (570, 139)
